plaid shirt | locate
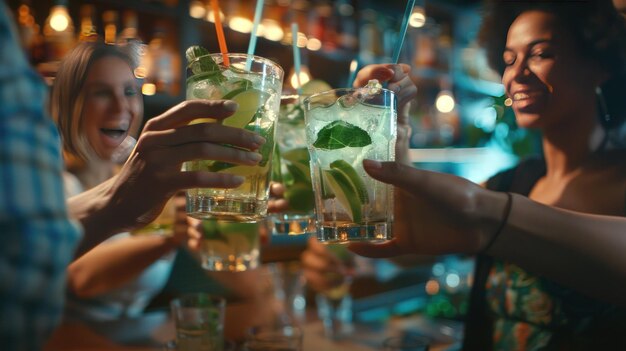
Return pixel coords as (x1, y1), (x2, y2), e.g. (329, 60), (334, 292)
(0, 6), (81, 350)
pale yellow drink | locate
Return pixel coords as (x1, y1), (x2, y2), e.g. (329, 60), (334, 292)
(184, 51), (283, 221)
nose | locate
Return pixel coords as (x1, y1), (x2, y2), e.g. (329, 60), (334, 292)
(110, 92), (129, 113)
(509, 58), (531, 81)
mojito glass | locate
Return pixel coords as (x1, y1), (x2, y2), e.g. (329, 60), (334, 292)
(304, 83), (396, 243)
(271, 94), (315, 235)
(184, 50), (283, 221)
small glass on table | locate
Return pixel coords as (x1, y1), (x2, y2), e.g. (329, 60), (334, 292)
(183, 48), (284, 222)
(303, 80), (397, 243)
(271, 94), (316, 235)
(170, 293), (225, 351)
(315, 244), (356, 340)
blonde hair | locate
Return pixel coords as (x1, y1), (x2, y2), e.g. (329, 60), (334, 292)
(50, 41), (140, 167)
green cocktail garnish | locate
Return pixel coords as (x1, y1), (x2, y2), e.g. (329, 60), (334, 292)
(313, 120), (372, 150)
(186, 45), (226, 84)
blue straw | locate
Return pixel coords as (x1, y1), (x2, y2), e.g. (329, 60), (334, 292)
(392, 0), (416, 64)
(245, 0), (265, 70)
(291, 22), (303, 94)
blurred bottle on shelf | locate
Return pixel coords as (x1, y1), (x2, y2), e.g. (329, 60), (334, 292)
(334, 0), (357, 51)
(15, 0), (45, 64)
(42, 0), (75, 62)
(118, 11), (140, 44)
(102, 10), (118, 44)
(117, 10), (148, 80)
(414, 25), (438, 68)
(143, 24), (180, 96)
(78, 4), (98, 42)
(358, 10), (381, 63)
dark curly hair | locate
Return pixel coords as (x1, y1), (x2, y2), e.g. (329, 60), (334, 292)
(478, 0), (626, 130)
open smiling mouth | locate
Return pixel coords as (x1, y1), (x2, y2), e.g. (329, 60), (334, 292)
(100, 128), (128, 139)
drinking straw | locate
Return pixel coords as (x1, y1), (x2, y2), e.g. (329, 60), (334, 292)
(291, 22), (303, 94)
(347, 58), (359, 87)
(210, 0), (230, 66)
(392, 0), (416, 64)
(245, 0), (265, 70)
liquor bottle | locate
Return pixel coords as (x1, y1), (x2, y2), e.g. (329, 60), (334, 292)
(144, 24), (180, 95)
(78, 4), (98, 42)
(118, 10), (141, 44)
(42, 0), (75, 62)
(102, 10), (118, 44)
(15, 0), (45, 63)
(117, 10), (149, 80)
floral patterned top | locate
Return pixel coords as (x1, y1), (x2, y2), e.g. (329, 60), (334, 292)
(467, 158), (626, 350)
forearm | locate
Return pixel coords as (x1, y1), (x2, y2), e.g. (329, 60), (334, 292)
(486, 193), (626, 306)
(67, 235), (178, 298)
(67, 177), (120, 256)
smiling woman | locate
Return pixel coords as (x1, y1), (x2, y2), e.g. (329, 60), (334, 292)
(48, 41), (184, 326)
(51, 42), (143, 188)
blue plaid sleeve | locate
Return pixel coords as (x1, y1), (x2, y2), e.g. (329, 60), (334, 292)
(0, 6), (81, 351)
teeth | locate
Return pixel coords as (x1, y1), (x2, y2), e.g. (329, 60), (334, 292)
(119, 120), (130, 131)
(513, 92), (529, 101)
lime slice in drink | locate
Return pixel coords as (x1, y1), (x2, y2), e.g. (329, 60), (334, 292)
(222, 88), (268, 129)
(330, 160), (369, 204)
(282, 148), (309, 164)
(285, 183), (315, 213)
(323, 168), (363, 223)
(282, 148), (311, 184)
(222, 222), (258, 249)
(219, 164), (264, 177)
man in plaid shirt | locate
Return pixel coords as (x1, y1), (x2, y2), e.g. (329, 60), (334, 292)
(0, 5), (81, 350)
(0, 3), (264, 349)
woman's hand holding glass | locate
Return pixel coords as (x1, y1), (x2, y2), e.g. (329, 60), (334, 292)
(353, 64), (416, 164)
(74, 100), (267, 234)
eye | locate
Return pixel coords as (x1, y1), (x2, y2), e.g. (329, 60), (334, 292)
(503, 51), (516, 67)
(529, 50), (553, 61)
(93, 89), (112, 97)
(124, 86), (138, 96)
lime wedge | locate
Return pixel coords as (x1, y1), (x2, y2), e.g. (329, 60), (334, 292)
(285, 183), (315, 213)
(330, 160), (369, 204)
(323, 168), (362, 223)
(221, 222), (259, 248)
(320, 170), (335, 199)
(219, 164), (265, 177)
(223, 88), (268, 129)
(282, 148), (310, 164)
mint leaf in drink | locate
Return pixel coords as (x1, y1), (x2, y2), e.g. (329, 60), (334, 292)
(313, 120), (372, 150)
(185, 45), (225, 83)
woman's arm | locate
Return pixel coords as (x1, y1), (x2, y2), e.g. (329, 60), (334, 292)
(490, 193), (626, 306)
(350, 160), (626, 307)
(67, 235), (179, 298)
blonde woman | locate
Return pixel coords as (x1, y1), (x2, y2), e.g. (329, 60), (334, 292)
(49, 41), (191, 321)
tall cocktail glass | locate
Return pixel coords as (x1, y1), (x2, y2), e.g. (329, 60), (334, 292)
(184, 53), (283, 221)
(271, 94), (315, 235)
(304, 83), (396, 243)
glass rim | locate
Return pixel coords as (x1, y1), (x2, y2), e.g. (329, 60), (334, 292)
(303, 86), (396, 106)
(187, 52), (284, 77)
(170, 293), (226, 308)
